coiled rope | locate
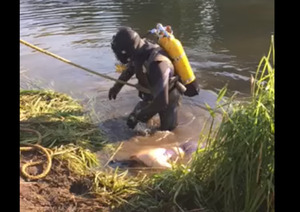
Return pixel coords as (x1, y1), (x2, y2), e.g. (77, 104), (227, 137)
(20, 39), (151, 94)
(20, 128), (53, 180)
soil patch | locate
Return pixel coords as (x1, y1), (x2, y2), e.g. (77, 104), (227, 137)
(20, 158), (108, 212)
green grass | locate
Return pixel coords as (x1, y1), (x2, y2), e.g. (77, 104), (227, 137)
(193, 35), (275, 212)
(91, 168), (148, 208)
(20, 90), (106, 149)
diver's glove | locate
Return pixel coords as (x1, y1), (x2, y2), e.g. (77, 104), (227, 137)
(108, 84), (122, 100)
(127, 113), (138, 129)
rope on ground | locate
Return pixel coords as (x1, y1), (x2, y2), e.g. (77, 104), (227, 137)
(20, 144), (53, 180)
(20, 127), (53, 180)
(20, 39), (151, 94)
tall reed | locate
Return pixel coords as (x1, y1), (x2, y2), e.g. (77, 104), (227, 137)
(190, 35), (275, 212)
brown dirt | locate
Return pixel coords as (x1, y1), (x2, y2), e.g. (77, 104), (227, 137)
(20, 153), (110, 212)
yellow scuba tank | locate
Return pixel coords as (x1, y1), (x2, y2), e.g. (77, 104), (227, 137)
(150, 23), (199, 96)
(157, 26), (195, 85)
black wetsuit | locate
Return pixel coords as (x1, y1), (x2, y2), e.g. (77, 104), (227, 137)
(114, 40), (182, 131)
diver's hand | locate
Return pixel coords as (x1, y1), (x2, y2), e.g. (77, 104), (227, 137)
(108, 85), (121, 100)
(127, 113), (138, 129)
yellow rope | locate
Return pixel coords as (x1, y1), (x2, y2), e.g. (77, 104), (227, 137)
(20, 144), (53, 180)
(20, 127), (53, 180)
(20, 39), (151, 94)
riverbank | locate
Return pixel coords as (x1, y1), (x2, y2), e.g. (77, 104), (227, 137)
(20, 90), (146, 211)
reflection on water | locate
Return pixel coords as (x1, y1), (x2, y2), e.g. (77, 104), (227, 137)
(20, 0), (274, 95)
(20, 0), (274, 167)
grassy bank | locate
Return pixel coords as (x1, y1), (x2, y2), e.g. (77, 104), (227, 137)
(20, 90), (146, 210)
(119, 36), (275, 212)
(20, 90), (106, 149)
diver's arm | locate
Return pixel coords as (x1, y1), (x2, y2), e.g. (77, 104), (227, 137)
(135, 61), (170, 121)
(108, 63), (135, 100)
(114, 64), (135, 89)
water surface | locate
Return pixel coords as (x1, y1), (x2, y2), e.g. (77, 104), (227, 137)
(20, 0), (274, 165)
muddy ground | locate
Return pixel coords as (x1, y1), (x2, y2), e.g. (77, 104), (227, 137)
(20, 152), (110, 212)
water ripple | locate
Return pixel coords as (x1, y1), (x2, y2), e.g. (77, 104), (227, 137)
(20, 0), (274, 97)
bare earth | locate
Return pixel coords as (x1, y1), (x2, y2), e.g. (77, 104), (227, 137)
(20, 153), (109, 212)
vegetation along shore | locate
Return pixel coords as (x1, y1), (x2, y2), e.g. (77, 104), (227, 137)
(20, 36), (274, 212)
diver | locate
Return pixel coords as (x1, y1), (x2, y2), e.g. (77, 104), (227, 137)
(108, 26), (199, 131)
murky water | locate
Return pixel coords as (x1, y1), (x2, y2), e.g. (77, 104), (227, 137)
(20, 0), (274, 166)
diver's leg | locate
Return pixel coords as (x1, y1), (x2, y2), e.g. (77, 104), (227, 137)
(127, 100), (150, 128)
(159, 88), (181, 131)
(129, 100), (149, 117)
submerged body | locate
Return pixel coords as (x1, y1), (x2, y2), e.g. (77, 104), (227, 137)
(131, 146), (185, 168)
(118, 140), (200, 168)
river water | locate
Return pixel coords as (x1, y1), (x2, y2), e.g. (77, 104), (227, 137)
(20, 0), (274, 166)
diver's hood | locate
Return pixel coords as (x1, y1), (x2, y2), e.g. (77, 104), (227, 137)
(111, 27), (141, 64)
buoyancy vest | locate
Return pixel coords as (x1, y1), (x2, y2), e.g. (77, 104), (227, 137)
(134, 43), (180, 101)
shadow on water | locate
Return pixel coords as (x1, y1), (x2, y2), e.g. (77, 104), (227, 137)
(99, 116), (136, 142)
